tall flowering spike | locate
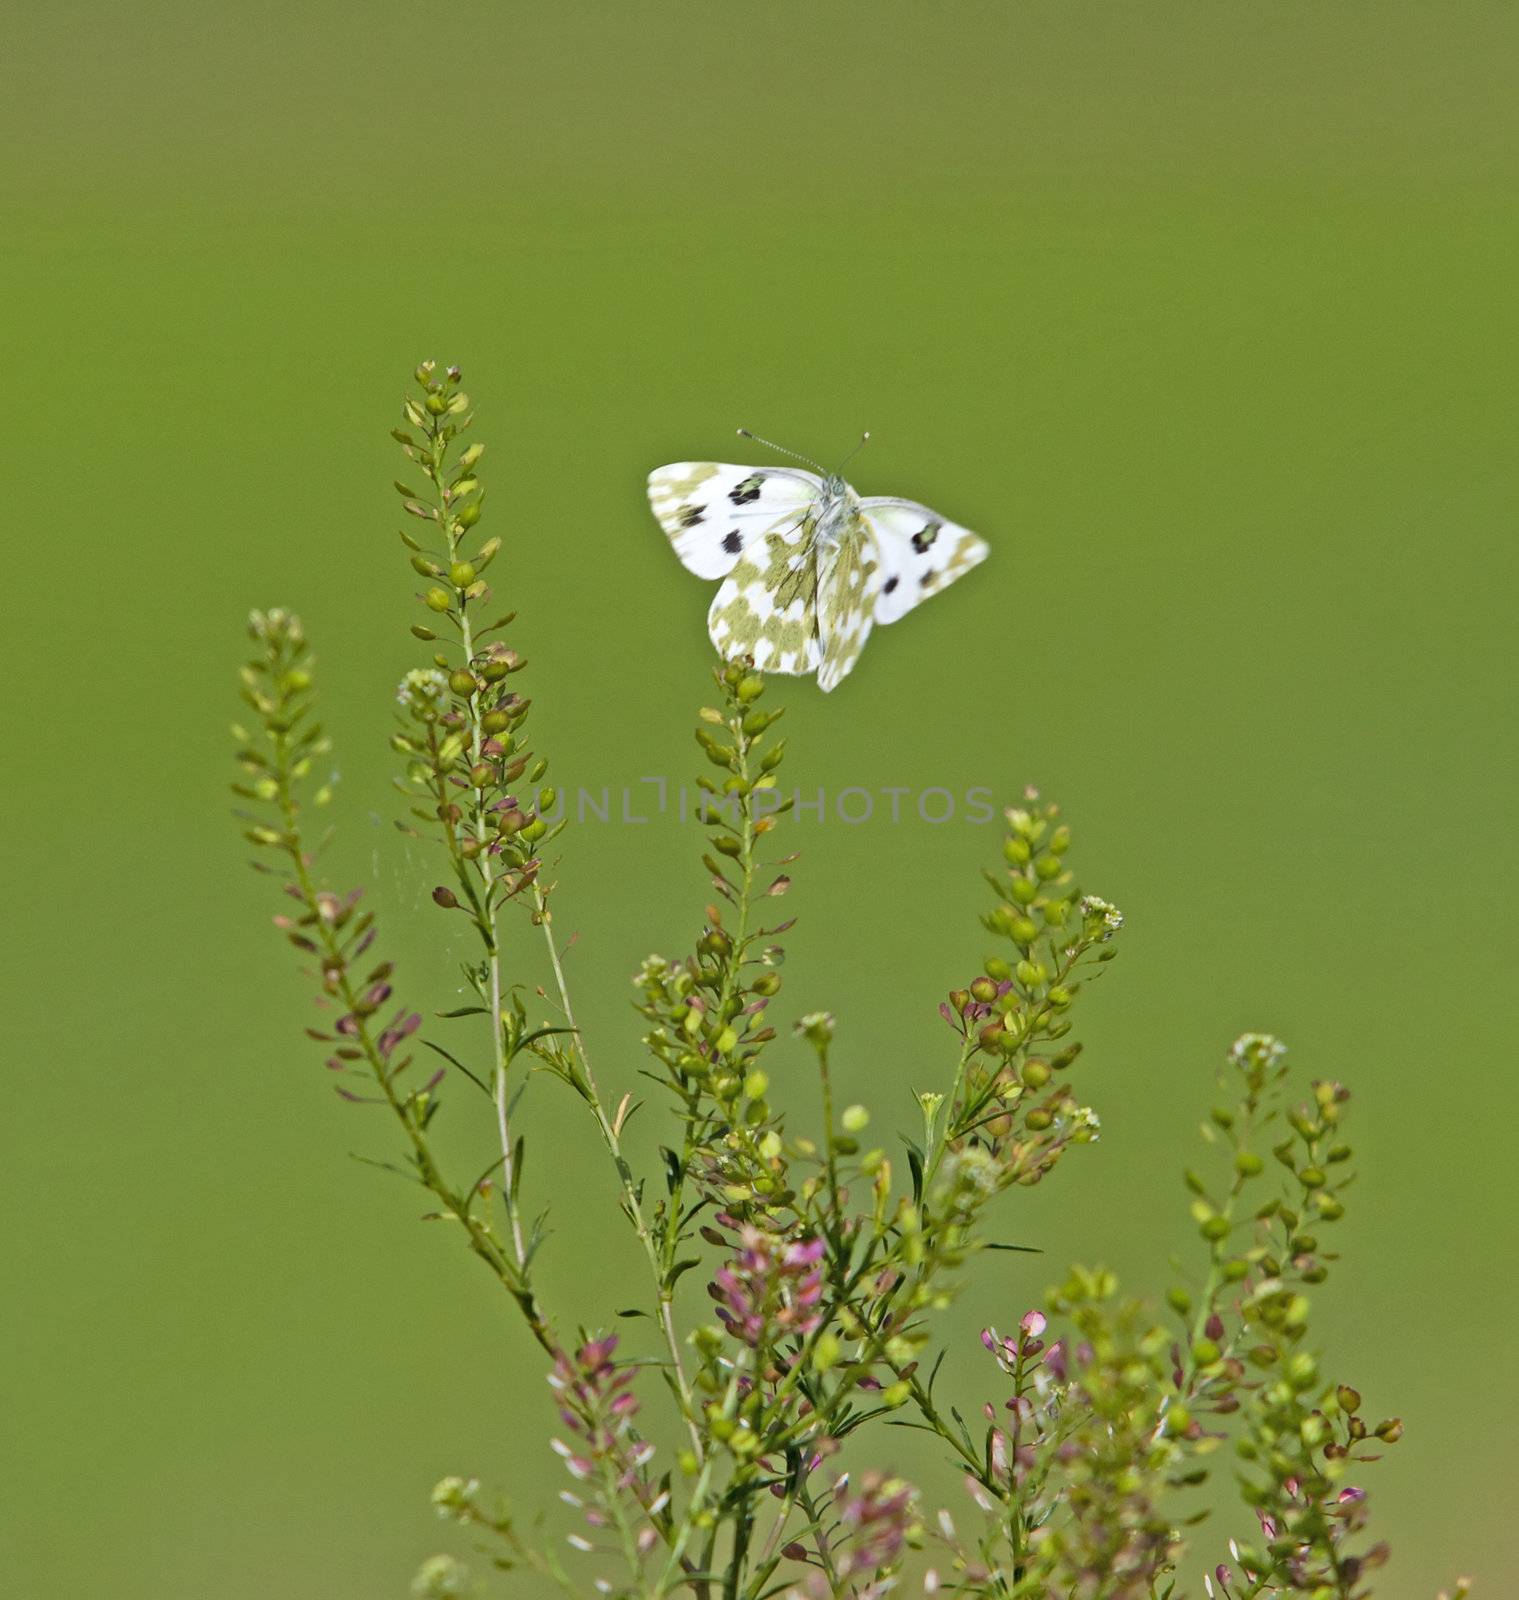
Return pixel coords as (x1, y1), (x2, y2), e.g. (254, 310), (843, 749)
(546, 1335), (661, 1579)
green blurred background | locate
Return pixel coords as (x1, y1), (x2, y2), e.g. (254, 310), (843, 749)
(5, 3), (1515, 1594)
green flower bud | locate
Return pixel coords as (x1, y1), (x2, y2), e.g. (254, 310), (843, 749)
(1034, 853), (1062, 881)
(812, 1332), (841, 1372)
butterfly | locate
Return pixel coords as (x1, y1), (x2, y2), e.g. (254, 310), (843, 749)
(647, 432), (989, 691)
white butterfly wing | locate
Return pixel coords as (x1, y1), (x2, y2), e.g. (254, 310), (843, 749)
(859, 497), (989, 625)
(647, 462), (821, 579)
(708, 512), (824, 677)
(816, 516), (881, 693)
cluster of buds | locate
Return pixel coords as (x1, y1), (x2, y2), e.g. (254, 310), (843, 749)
(978, 1311), (1067, 1496)
(976, 793), (1121, 1056)
(235, 612), (434, 1114)
(707, 1223), (825, 1353)
(1023, 1269), (1185, 1597)
(787, 1473), (921, 1600)
(547, 1338), (661, 1567)
(387, 363), (560, 925)
(920, 796), (1114, 1239)
(635, 664), (796, 1223)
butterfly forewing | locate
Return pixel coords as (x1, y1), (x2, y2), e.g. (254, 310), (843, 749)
(859, 497), (989, 625)
(647, 462), (820, 579)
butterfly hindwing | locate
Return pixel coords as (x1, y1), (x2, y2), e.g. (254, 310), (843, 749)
(647, 462), (820, 579)
(707, 511), (824, 676)
(859, 497), (989, 625)
(816, 513), (881, 692)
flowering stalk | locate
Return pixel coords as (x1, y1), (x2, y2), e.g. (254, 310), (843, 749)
(233, 610), (550, 1348)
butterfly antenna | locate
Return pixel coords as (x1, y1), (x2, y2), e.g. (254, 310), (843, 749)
(834, 431), (871, 474)
(736, 428), (827, 475)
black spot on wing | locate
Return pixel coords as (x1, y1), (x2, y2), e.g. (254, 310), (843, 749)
(910, 521), (942, 554)
(728, 473), (765, 506)
(677, 504), (706, 527)
(721, 531), (743, 554)
(882, 575), (899, 594)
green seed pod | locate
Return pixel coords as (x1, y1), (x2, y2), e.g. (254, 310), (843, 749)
(481, 709), (510, 734)
(449, 561), (476, 587)
(1034, 853), (1062, 881)
(448, 670), (476, 696)
(425, 587), (452, 613)
(1022, 1059), (1051, 1089)
(969, 977), (998, 1003)
(1010, 916), (1039, 945)
(1024, 1108), (1053, 1131)
(984, 956), (1013, 982)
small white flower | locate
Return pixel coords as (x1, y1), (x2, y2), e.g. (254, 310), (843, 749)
(396, 666), (450, 707)
(1079, 894), (1125, 939)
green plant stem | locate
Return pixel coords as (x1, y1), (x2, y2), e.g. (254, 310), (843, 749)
(533, 885), (705, 1465)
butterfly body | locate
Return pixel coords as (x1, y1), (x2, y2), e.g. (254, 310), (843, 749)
(648, 455), (988, 691)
